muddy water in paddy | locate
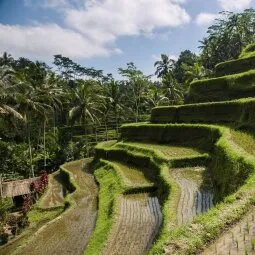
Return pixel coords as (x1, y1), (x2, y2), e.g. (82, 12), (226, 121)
(13, 159), (98, 255)
(103, 193), (162, 255)
(203, 207), (255, 255)
(172, 167), (214, 225)
(39, 173), (68, 208)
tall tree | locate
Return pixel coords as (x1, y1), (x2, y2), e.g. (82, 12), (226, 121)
(69, 80), (102, 155)
(162, 73), (183, 105)
(173, 50), (198, 83)
(119, 63), (150, 122)
(154, 54), (175, 78)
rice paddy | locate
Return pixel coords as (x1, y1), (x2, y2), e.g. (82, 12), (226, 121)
(103, 193), (162, 255)
(12, 159), (98, 255)
(172, 167), (214, 225)
(203, 207), (255, 255)
(119, 142), (204, 159)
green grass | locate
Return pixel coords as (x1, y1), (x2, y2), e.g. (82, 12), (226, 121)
(117, 142), (203, 159)
(120, 123), (221, 152)
(84, 162), (122, 255)
(187, 69), (255, 103)
(240, 43), (255, 58)
(215, 54), (255, 77)
(28, 207), (63, 224)
(151, 98), (255, 127)
(230, 129), (255, 156)
(111, 160), (155, 189)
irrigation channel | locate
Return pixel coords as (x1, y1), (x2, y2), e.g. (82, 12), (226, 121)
(202, 207), (255, 255)
(172, 167), (214, 225)
(12, 159), (98, 255)
(103, 193), (162, 255)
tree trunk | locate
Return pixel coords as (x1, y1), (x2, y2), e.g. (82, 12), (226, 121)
(43, 120), (46, 170)
(105, 119), (108, 141)
(28, 129), (34, 178)
(114, 108), (119, 138)
(84, 115), (89, 157)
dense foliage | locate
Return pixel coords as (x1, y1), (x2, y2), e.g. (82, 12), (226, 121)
(200, 9), (255, 69)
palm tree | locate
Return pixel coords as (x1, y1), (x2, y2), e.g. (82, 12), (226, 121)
(69, 80), (102, 155)
(162, 73), (183, 105)
(146, 82), (169, 107)
(0, 66), (23, 120)
(35, 74), (63, 170)
(184, 62), (209, 85)
(154, 54), (175, 78)
(13, 76), (53, 177)
(0, 52), (14, 67)
(101, 80), (123, 137)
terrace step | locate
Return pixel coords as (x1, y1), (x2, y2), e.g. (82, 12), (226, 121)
(171, 167), (214, 225)
(151, 98), (255, 126)
(103, 193), (162, 255)
(108, 160), (156, 193)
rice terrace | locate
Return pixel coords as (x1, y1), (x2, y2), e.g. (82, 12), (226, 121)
(1, 2), (255, 255)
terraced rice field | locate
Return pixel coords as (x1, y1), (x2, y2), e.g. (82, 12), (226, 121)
(120, 142), (203, 159)
(13, 159), (98, 255)
(111, 161), (155, 189)
(172, 167), (214, 225)
(39, 172), (68, 208)
(103, 193), (162, 255)
(203, 207), (255, 255)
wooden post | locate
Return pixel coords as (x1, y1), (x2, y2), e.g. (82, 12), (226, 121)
(0, 174), (3, 198)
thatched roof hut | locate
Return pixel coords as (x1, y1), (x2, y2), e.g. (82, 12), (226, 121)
(1, 177), (39, 198)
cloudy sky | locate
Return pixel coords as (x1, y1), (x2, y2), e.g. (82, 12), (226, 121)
(0, 0), (254, 77)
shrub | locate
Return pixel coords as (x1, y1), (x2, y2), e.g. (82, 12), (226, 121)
(0, 198), (13, 222)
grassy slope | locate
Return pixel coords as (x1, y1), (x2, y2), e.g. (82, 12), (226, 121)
(84, 161), (122, 255)
(187, 69), (255, 103)
(151, 98), (255, 126)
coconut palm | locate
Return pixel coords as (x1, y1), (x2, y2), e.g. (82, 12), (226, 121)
(101, 79), (124, 136)
(154, 54), (176, 78)
(0, 66), (23, 120)
(162, 72), (183, 105)
(69, 80), (102, 155)
(184, 62), (209, 85)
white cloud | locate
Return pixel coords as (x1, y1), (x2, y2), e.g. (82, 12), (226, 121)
(2, 0), (191, 60)
(217, 0), (253, 11)
(65, 0), (191, 44)
(195, 13), (220, 26)
(0, 24), (113, 60)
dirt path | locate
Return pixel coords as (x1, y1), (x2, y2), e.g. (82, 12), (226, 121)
(103, 193), (162, 255)
(202, 207), (255, 255)
(12, 159), (98, 255)
(172, 167), (214, 225)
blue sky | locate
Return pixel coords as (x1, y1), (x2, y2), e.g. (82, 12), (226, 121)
(0, 0), (254, 78)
